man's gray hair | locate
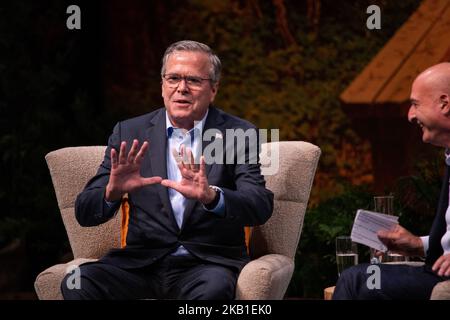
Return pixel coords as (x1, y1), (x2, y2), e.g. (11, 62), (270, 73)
(161, 40), (221, 84)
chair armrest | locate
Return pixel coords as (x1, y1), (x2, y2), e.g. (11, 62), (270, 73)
(430, 280), (450, 300)
(235, 254), (294, 300)
(34, 258), (97, 300)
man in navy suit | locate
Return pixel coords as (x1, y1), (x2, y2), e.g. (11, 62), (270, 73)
(333, 63), (450, 299)
(61, 40), (274, 299)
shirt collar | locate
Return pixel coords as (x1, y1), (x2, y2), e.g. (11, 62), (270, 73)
(445, 148), (450, 166)
(166, 109), (208, 138)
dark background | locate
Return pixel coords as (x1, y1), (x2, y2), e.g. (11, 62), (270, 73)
(2, 0), (437, 299)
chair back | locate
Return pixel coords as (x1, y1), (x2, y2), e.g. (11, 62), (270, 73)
(46, 141), (320, 261)
(45, 146), (120, 259)
(250, 141), (321, 259)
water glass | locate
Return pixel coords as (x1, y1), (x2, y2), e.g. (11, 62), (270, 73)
(371, 195), (408, 263)
(336, 236), (358, 276)
(373, 195), (394, 215)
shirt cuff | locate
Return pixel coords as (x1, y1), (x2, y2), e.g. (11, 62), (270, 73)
(104, 198), (120, 208)
(420, 236), (429, 255)
(203, 187), (225, 216)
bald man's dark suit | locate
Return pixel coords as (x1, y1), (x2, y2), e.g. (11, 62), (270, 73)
(333, 164), (450, 300)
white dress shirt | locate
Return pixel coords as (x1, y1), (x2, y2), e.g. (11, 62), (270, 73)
(165, 111), (224, 256)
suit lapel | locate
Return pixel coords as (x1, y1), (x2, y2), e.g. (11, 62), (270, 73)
(426, 165), (449, 264)
(181, 106), (225, 231)
(202, 106), (225, 178)
(145, 110), (179, 232)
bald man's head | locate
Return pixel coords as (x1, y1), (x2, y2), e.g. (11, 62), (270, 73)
(408, 62), (450, 147)
(413, 62), (450, 96)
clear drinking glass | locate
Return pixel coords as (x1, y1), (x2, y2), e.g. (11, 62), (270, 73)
(371, 195), (408, 263)
(336, 236), (358, 277)
(373, 196), (394, 215)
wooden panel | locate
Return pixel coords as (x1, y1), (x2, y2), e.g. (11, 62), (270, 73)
(377, 2), (450, 103)
(340, 0), (449, 105)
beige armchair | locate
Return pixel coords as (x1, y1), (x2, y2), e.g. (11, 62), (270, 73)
(34, 141), (321, 300)
(431, 280), (450, 300)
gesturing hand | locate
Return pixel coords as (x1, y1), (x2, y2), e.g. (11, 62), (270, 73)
(432, 253), (450, 277)
(161, 146), (216, 205)
(105, 139), (162, 201)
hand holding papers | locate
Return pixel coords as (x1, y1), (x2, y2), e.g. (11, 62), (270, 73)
(350, 209), (399, 252)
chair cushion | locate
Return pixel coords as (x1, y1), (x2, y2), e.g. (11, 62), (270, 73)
(431, 280), (450, 300)
(34, 258), (98, 300)
(235, 254), (294, 299)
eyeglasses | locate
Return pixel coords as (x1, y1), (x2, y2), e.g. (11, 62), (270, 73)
(162, 74), (211, 89)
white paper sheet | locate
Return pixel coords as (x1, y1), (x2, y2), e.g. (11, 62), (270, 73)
(350, 209), (399, 251)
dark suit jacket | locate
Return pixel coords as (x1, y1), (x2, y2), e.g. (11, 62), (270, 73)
(75, 106), (274, 272)
(426, 165), (449, 265)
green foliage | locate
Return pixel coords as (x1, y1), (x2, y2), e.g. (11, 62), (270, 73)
(168, 0), (422, 202)
(0, 0), (424, 294)
(288, 185), (373, 298)
(288, 154), (443, 299)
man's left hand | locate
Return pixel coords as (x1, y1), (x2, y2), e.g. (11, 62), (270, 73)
(377, 224), (424, 257)
(432, 253), (450, 277)
(161, 146), (215, 205)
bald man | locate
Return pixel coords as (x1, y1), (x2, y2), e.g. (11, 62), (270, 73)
(333, 63), (450, 300)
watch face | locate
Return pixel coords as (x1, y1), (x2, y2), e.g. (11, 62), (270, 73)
(209, 185), (221, 198)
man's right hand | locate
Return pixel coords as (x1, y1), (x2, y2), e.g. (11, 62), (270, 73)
(105, 139), (162, 202)
(377, 224), (425, 257)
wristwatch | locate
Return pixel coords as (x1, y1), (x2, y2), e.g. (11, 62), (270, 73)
(205, 185), (221, 210)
